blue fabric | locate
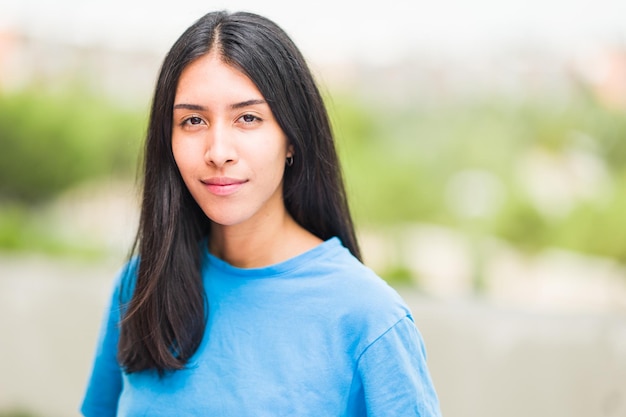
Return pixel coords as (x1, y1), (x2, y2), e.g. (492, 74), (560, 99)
(81, 237), (441, 416)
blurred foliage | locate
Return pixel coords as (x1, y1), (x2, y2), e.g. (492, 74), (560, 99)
(329, 89), (626, 262)
(0, 409), (37, 417)
(0, 202), (106, 259)
(0, 87), (143, 203)
(380, 264), (415, 287)
(1, 83), (626, 265)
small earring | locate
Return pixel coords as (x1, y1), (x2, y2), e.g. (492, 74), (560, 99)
(286, 156), (294, 167)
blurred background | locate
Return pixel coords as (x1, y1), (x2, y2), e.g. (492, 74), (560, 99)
(1, 0), (625, 416)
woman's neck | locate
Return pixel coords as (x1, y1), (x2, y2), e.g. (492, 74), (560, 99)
(209, 213), (322, 269)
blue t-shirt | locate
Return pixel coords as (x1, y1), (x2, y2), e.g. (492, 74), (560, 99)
(81, 237), (441, 416)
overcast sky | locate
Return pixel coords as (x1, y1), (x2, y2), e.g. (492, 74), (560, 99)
(2, 0), (625, 64)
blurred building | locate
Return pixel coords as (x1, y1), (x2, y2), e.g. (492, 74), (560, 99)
(0, 26), (160, 104)
(574, 45), (626, 111)
(1, 21), (625, 108)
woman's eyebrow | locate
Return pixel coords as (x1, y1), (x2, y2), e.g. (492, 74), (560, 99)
(172, 99), (267, 111)
(230, 99), (267, 110)
(173, 103), (206, 111)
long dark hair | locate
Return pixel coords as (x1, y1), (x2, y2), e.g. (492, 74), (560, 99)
(119, 10), (361, 374)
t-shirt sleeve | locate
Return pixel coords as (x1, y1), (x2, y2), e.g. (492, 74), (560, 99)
(80, 272), (126, 417)
(356, 315), (442, 417)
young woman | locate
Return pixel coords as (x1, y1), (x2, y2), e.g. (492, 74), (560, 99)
(81, 10), (441, 417)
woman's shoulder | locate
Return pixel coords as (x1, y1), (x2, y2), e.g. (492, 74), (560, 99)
(317, 238), (405, 296)
(310, 244), (417, 359)
(306, 239), (413, 325)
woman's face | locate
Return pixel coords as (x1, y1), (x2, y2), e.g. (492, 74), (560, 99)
(172, 52), (293, 229)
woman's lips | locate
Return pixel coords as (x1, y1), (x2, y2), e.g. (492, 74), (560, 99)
(201, 177), (248, 196)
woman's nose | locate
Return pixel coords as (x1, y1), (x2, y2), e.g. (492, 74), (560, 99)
(203, 125), (238, 167)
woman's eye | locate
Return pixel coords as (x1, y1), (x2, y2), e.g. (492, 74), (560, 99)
(240, 114), (259, 123)
(186, 116), (204, 125)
